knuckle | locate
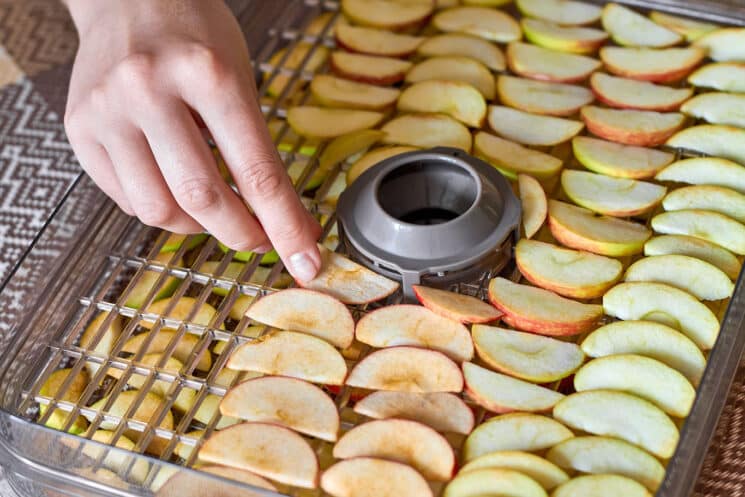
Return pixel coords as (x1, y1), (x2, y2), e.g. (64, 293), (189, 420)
(135, 200), (177, 228)
(63, 106), (85, 139)
(184, 43), (229, 87)
(237, 155), (284, 197)
(113, 53), (159, 103)
(88, 84), (110, 114)
(173, 177), (220, 213)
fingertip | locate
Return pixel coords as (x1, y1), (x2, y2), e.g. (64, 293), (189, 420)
(287, 249), (321, 283)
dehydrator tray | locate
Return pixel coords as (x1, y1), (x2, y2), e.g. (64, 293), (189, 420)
(2, 0), (745, 496)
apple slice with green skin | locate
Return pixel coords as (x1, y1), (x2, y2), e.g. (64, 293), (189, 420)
(156, 465), (277, 497)
(516, 0), (601, 25)
(650, 11), (719, 42)
(160, 233), (208, 253)
(646, 235), (741, 281)
(561, 170), (666, 217)
(329, 51), (412, 85)
(39, 368), (88, 434)
(689, 62), (745, 93)
(507, 42), (601, 83)
(460, 451), (569, 490)
(122, 329), (212, 372)
(515, 239), (622, 299)
(433, 7), (521, 43)
(656, 157), (745, 194)
(85, 431), (150, 485)
(601, 3), (682, 48)
(227, 330), (348, 384)
(199, 422), (319, 488)
(319, 129), (385, 172)
(287, 160), (327, 191)
(264, 44), (329, 98)
(464, 413), (574, 462)
(580, 106), (685, 147)
(353, 391), (474, 434)
(217, 240), (279, 264)
(488, 277), (603, 336)
(406, 56), (496, 100)
(553, 390), (679, 458)
(287, 106), (384, 139)
(590, 73), (693, 111)
(347, 146), (419, 184)
(625, 254), (734, 300)
(412, 285), (502, 324)
(694, 28), (745, 62)
(600, 46), (706, 83)
(341, 0), (434, 30)
(345, 346), (464, 393)
(335, 24), (423, 57)
(553, 475), (652, 497)
(269, 119), (320, 157)
(198, 261), (292, 296)
(497, 76), (593, 117)
(519, 175), (548, 238)
(652, 209), (745, 255)
(681, 93), (745, 129)
(80, 312), (122, 377)
(398, 80), (486, 127)
(333, 419), (455, 481)
(604, 281), (720, 349)
(474, 132), (563, 181)
(194, 394), (240, 430)
(322, 458), (433, 497)
(417, 34), (506, 72)
(219, 376), (339, 442)
(381, 113), (472, 151)
(521, 18), (608, 54)
(311, 75), (400, 111)
(124, 252), (182, 309)
(473, 324), (585, 383)
(488, 106), (584, 146)
(548, 200), (651, 256)
(444, 469), (547, 497)
(572, 136), (674, 179)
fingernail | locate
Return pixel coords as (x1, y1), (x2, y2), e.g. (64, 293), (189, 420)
(288, 251), (319, 283)
(253, 243), (273, 254)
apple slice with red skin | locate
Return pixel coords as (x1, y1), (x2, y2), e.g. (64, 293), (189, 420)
(156, 465), (277, 497)
(381, 113), (472, 151)
(601, 3), (682, 48)
(580, 106), (685, 147)
(341, 0), (434, 30)
(516, 0), (602, 25)
(433, 6), (521, 43)
(519, 175), (548, 238)
(444, 469), (548, 497)
(288, 106), (384, 139)
(329, 51), (412, 85)
(406, 56), (496, 100)
(600, 46), (706, 83)
(310, 75), (400, 111)
(488, 106), (584, 146)
(590, 72), (693, 111)
(335, 24), (424, 57)
(322, 458), (433, 497)
(417, 34), (506, 72)
(497, 75), (594, 117)
(412, 285), (502, 324)
(573, 136), (674, 179)
(522, 18), (608, 54)
(398, 80), (487, 128)
(561, 169), (667, 217)
(507, 42), (601, 83)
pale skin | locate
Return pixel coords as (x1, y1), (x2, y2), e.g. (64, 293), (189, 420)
(62, 0), (322, 282)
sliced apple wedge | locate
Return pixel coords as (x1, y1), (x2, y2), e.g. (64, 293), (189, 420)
(688, 62), (745, 93)
(460, 451), (569, 490)
(516, 0), (601, 25)
(515, 239), (622, 299)
(600, 46), (706, 83)
(140, 296), (217, 331)
(85, 431), (150, 485)
(561, 170), (666, 217)
(473, 324), (585, 383)
(548, 200), (651, 256)
(156, 465), (277, 497)
(287, 106), (383, 139)
(463, 413), (574, 462)
(345, 346), (463, 393)
(329, 51), (412, 85)
(487, 106), (583, 146)
(474, 132), (563, 181)
(522, 18), (608, 54)
(311, 75), (400, 111)
(347, 146), (419, 184)
(333, 419), (455, 481)
(656, 157), (745, 194)
(507, 42), (601, 83)
(226, 330), (348, 385)
(319, 129), (385, 171)
(602, 3), (682, 48)
(553, 390), (679, 458)
(264, 44), (329, 98)
(590, 73), (692, 111)
(335, 24), (423, 57)
(433, 7), (521, 43)
(650, 11), (719, 42)
(694, 27), (745, 62)
(488, 277), (603, 336)
(417, 34), (506, 72)
(519, 174), (548, 238)
(645, 234), (742, 281)
(381, 113), (472, 151)
(572, 136), (674, 179)
(444, 469), (547, 497)
(625, 254), (734, 300)
(406, 56), (496, 100)
(322, 458), (433, 497)
(497, 76), (593, 117)
(553, 475), (652, 497)
(125, 252), (182, 309)
(353, 391), (474, 434)
(652, 209), (745, 255)
(680, 92), (745, 129)
(603, 282), (720, 349)
(398, 80), (487, 127)
(122, 330), (212, 372)
(341, 0), (434, 30)
(39, 368), (88, 434)
(80, 312), (122, 377)
(199, 422), (319, 488)
(412, 285), (502, 324)
(580, 106), (685, 147)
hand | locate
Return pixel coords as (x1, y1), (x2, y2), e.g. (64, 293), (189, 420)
(62, 0), (322, 281)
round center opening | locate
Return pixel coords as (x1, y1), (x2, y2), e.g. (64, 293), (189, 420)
(377, 160), (478, 226)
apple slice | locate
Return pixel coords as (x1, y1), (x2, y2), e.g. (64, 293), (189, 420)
(39, 368), (88, 434)
(319, 129), (385, 171)
(353, 391), (474, 434)
(656, 157), (745, 194)
(561, 170), (666, 217)
(322, 458), (433, 497)
(681, 92), (745, 129)
(335, 24), (423, 57)
(603, 282), (720, 349)
(600, 46), (705, 83)
(462, 0), (511, 4)
(194, 394), (240, 430)
(646, 234), (742, 281)
(601, 3), (682, 48)
(432, 7), (521, 43)
(488, 277), (603, 336)
(650, 11), (719, 42)
(406, 56), (496, 100)
(199, 422), (319, 488)
(417, 34), (506, 72)
(80, 312), (122, 377)
(580, 106), (685, 147)
(444, 469), (547, 497)
(694, 28), (745, 62)
(497, 76), (593, 117)
(398, 80), (487, 127)
(287, 106), (383, 139)
(85, 431), (150, 484)
(507, 42), (601, 83)
(347, 146), (419, 184)
(590, 73), (693, 111)
(519, 174), (548, 238)
(264, 44), (329, 98)
(522, 18), (608, 54)
(625, 254), (734, 300)
(652, 209), (745, 256)
(333, 419), (455, 481)
(460, 451), (569, 490)
(125, 252), (182, 309)
(381, 113), (472, 151)
(310, 75), (400, 111)
(553, 475), (652, 497)
(474, 132), (563, 181)
(141, 296), (217, 331)
(488, 106), (584, 146)
(553, 390), (679, 458)
(156, 465), (277, 497)
(345, 346), (463, 393)
(572, 136), (674, 179)
(473, 324), (585, 383)
(463, 413), (575, 462)
(341, 0), (434, 30)
(226, 330), (348, 385)
(122, 330), (212, 372)
(547, 200), (651, 256)
(516, 0), (601, 25)
(412, 285), (502, 324)
(515, 239), (622, 299)
(688, 62), (745, 93)
(329, 51), (412, 85)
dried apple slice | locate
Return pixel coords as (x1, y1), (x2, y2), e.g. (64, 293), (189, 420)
(497, 76), (593, 116)
(80, 312), (122, 377)
(561, 170), (666, 217)
(507, 42), (601, 83)
(347, 146), (419, 184)
(287, 106), (383, 139)
(603, 281), (720, 349)
(488, 106), (584, 146)
(329, 51), (412, 85)
(406, 56), (496, 100)
(655, 157), (745, 194)
(333, 419), (455, 481)
(572, 136), (674, 179)
(335, 24), (423, 57)
(590, 73), (692, 111)
(474, 132), (563, 181)
(681, 92), (745, 128)
(433, 7), (521, 43)
(488, 277), (603, 336)
(580, 106), (685, 147)
(381, 113), (472, 151)
(322, 458), (432, 497)
(694, 27), (745, 62)
(625, 254), (734, 300)
(341, 0), (434, 30)
(689, 62), (745, 93)
(522, 18), (608, 54)
(601, 3), (682, 48)
(353, 391), (474, 434)
(553, 475), (651, 497)
(264, 44), (329, 98)
(444, 469), (547, 497)
(460, 451), (569, 490)
(652, 209), (745, 256)
(519, 174), (548, 238)
(645, 234), (742, 281)
(122, 330), (212, 371)
(156, 465), (277, 497)
(600, 46), (706, 83)
(319, 129), (385, 171)
(417, 34), (506, 72)
(515, 239), (622, 299)
(398, 80), (487, 127)
(412, 285), (502, 324)
(311, 75), (400, 111)
(227, 330), (348, 384)
(39, 368), (88, 434)
(199, 422), (319, 488)
(668, 125), (745, 167)
(516, 0), (601, 25)
(650, 11), (719, 42)
(345, 346), (463, 393)
(85, 431), (150, 484)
